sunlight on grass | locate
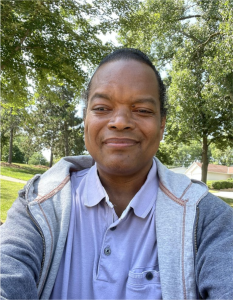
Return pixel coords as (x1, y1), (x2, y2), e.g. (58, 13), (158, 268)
(1, 162), (47, 181)
(0, 180), (25, 222)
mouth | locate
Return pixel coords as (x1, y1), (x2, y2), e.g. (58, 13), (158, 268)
(103, 138), (139, 148)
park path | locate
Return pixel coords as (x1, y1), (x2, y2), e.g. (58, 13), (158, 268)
(0, 175), (27, 184)
(213, 191), (233, 199)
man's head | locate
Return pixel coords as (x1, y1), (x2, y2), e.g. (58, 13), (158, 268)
(84, 48), (167, 118)
(84, 48), (167, 178)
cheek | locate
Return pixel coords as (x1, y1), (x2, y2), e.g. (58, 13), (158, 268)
(84, 122), (92, 148)
(144, 124), (161, 138)
(84, 120), (100, 145)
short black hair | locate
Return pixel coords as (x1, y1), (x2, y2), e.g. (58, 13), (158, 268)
(84, 48), (167, 118)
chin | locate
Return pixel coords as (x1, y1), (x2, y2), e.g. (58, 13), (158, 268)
(96, 157), (143, 176)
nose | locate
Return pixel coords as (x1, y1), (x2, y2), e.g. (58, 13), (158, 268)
(107, 108), (135, 131)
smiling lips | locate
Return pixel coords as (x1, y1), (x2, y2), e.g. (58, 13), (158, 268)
(103, 138), (139, 148)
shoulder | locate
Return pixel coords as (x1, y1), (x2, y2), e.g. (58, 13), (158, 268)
(197, 192), (233, 245)
(198, 192), (233, 230)
(195, 193), (233, 298)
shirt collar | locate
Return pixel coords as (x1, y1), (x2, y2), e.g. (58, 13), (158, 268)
(129, 158), (158, 218)
(83, 164), (106, 207)
(83, 159), (159, 219)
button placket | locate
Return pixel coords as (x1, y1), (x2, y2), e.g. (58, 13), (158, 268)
(97, 222), (118, 282)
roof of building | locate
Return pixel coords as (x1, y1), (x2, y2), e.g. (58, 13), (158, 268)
(195, 162), (233, 174)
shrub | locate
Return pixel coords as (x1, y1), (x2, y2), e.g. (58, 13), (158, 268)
(212, 180), (233, 190)
(28, 152), (48, 166)
(212, 182), (221, 190)
(207, 181), (213, 189)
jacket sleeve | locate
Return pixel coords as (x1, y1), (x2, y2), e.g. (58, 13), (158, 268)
(195, 193), (233, 299)
(0, 184), (43, 300)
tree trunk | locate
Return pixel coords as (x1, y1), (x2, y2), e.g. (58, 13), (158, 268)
(0, 142), (2, 161)
(49, 147), (53, 168)
(201, 135), (208, 183)
(8, 128), (13, 164)
(64, 122), (69, 156)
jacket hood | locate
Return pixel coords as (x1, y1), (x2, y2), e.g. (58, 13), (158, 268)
(26, 155), (95, 203)
(154, 157), (208, 203)
(26, 155), (208, 206)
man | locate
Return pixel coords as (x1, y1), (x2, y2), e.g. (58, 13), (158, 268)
(1, 48), (233, 299)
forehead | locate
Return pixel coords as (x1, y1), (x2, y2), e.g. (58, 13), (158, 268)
(89, 59), (159, 100)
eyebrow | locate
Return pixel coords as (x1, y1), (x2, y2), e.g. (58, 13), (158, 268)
(89, 93), (157, 106)
(89, 93), (111, 102)
(132, 98), (157, 106)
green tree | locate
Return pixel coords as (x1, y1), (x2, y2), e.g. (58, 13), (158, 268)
(210, 145), (233, 166)
(173, 141), (207, 168)
(28, 86), (85, 167)
(0, 109), (10, 161)
(156, 141), (176, 166)
(0, 107), (27, 163)
(13, 134), (38, 164)
(1, 144), (25, 164)
(157, 140), (206, 167)
(28, 152), (48, 166)
(1, 0), (113, 109)
(118, 0), (233, 182)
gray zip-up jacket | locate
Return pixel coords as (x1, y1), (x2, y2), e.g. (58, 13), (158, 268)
(1, 156), (233, 299)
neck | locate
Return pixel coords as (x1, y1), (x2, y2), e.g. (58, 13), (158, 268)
(97, 163), (152, 217)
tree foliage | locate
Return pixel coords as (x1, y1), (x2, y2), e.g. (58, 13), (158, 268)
(117, 0), (233, 182)
(28, 152), (48, 166)
(0, 107), (28, 163)
(156, 140), (203, 167)
(210, 145), (233, 166)
(27, 85), (85, 166)
(1, 0), (115, 109)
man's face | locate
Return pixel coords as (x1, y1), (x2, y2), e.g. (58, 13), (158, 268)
(84, 59), (166, 177)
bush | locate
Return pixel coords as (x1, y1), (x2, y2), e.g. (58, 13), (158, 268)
(212, 180), (233, 190)
(207, 181), (213, 189)
(28, 152), (48, 166)
(1, 144), (25, 163)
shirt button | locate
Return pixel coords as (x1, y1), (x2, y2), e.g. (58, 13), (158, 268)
(104, 246), (111, 256)
(110, 226), (117, 231)
(146, 272), (153, 280)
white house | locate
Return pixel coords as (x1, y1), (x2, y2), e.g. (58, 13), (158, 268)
(185, 162), (233, 181)
(169, 166), (187, 174)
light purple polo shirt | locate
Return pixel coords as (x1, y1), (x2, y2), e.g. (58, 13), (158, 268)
(50, 159), (161, 299)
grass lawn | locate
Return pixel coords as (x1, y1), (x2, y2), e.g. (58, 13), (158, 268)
(0, 179), (25, 222)
(1, 162), (48, 181)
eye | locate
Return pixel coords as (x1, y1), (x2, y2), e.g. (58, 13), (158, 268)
(93, 107), (107, 111)
(91, 106), (111, 113)
(138, 109), (152, 113)
(133, 108), (154, 115)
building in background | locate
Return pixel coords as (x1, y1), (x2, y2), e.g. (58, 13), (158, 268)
(185, 162), (233, 181)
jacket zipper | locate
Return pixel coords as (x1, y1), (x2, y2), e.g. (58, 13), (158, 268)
(194, 206), (199, 255)
(194, 205), (204, 299)
(24, 175), (46, 290)
(26, 204), (46, 290)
